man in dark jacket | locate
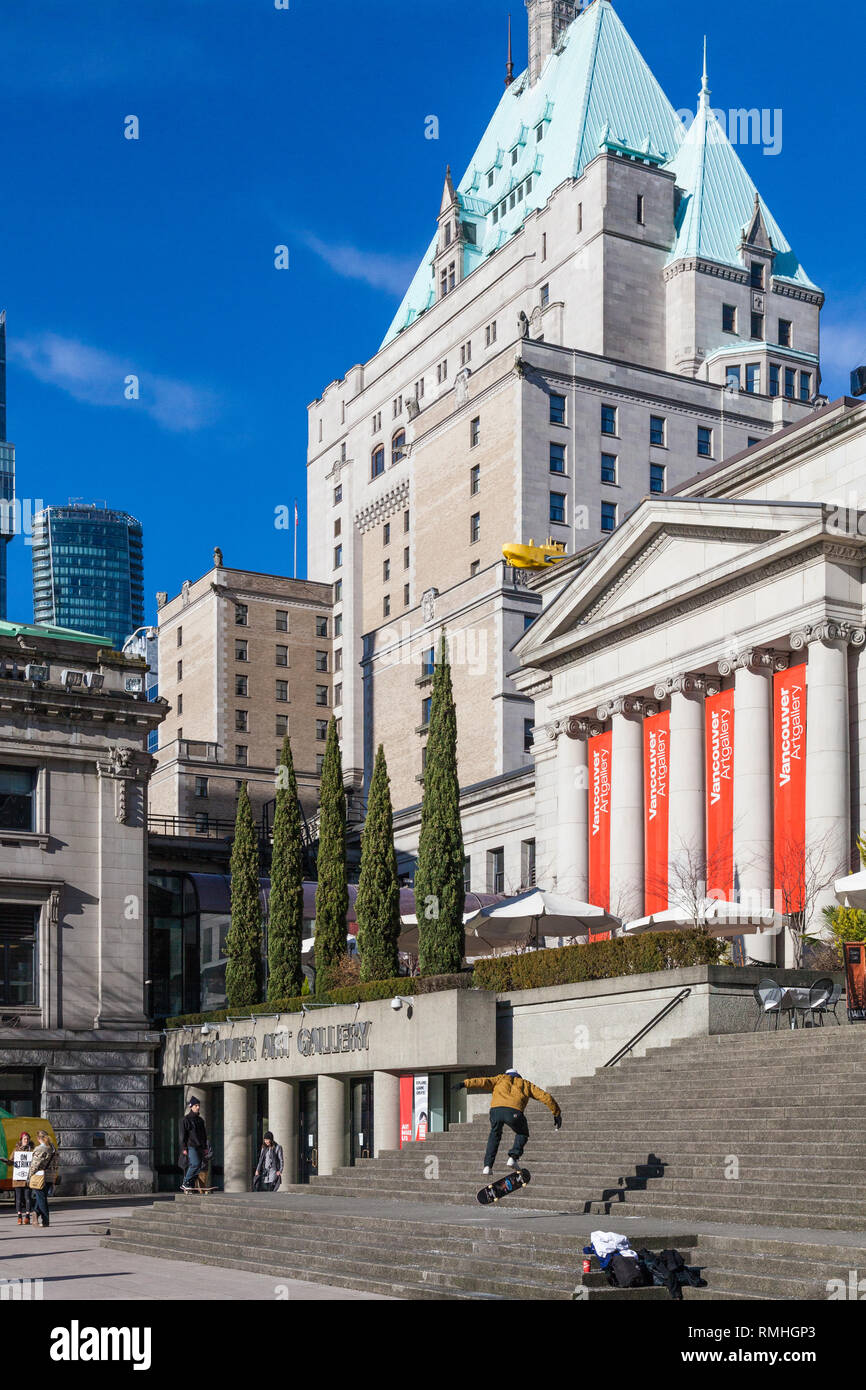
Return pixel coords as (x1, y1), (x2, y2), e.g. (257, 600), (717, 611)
(180, 1097), (208, 1192)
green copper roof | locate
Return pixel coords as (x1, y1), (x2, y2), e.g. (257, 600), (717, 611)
(0, 619), (109, 646)
(382, 0), (685, 346)
(380, 0), (819, 347)
(667, 75), (817, 288)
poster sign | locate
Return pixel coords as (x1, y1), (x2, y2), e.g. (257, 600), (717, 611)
(644, 711), (670, 914)
(845, 943), (866, 1022)
(399, 1076), (414, 1148)
(413, 1075), (429, 1142)
(588, 731), (612, 910)
(705, 690), (734, 901)
(773, 663), (807, 913)
(12, 1150), (30, 1184)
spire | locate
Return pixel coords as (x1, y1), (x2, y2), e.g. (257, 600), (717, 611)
(505, 13), (514, 87)
(699, 36), (710, 110)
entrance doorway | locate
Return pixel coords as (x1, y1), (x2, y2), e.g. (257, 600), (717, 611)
(350, 1077), (373, 1165)
(298, 1080), (318, 1183)
(0, 1070), (41, 1117)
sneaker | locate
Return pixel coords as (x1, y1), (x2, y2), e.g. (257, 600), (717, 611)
(482, 1166), (491, 1175)
(23, 1215), (30, 1225)
(180, 1184), (192, 1193)
(16, 1216), (22, 1226)
(506, 1157), (517, 1168)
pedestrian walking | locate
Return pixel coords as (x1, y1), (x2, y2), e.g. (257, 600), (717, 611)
(454, 1068), (562, 1173)
(253, 1132), (284, 1191)
(179, 1096), (209, 1193)
(0, 1131), (35, 1225)
(27, 1130), (56, 1229)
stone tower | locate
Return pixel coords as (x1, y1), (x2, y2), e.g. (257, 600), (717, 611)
(526, 0), (581, 84)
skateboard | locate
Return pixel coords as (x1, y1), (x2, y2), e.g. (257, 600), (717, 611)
(476, 1168), (531, 1205)
(183, 1185), (217, 1194)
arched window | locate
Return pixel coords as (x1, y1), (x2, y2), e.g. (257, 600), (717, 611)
(392, 430), (406, 467)
(371, 445), (385, 479)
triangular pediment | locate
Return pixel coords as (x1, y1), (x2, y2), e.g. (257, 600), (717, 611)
(742, 194), (774, 255)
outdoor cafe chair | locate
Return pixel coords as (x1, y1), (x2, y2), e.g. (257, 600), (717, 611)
(808, 978), (842, 1026)
(753, 977), (783, 1030)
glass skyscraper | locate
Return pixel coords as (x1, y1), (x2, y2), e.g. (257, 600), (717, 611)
(31, 504), (144, 649)
(0, 312), (15, 620)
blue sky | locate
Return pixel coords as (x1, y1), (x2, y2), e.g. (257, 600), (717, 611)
(4, 0), (863, 625)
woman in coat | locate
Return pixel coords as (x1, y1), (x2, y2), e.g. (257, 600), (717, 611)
(254, 1132), (284, 1191)
(28, 1130), (56, 1229)
(0, 1131), (35, 1225)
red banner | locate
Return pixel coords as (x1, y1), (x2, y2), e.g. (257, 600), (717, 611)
(644, 711), (670, 914)
(399, 1076), (414, 1149)
(705, 689), (735, 901)
(774, 663), (807, 913)
(588, 731), (612, 910)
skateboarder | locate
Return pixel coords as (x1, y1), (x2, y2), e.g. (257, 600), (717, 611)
(179, 1096), (208, 1193)
(454, 1068), (562, 1173)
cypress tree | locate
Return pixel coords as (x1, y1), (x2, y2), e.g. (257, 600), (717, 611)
(415, 632), (465, 975)
(356, 744), (401, 981)
(225, 782), (263, 1007)
(267, 735), (305, 1000)
(313, 717), (348, 994)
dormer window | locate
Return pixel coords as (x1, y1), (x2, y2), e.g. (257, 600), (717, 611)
(487, 170), (494, 187)
(511, 148), (519, 166)
(444, 222), (452, 247)
(535, 123), (544, 142)
(750, 261), (765, 289)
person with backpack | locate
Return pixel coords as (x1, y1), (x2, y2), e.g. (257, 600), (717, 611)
(253, 1132), (284, 1192)
(27, 1131), (56, 1229)
(179, 1096), (209, 1193)
(1, 1131), (35, 1225)
(454, 1068), (562, 1173)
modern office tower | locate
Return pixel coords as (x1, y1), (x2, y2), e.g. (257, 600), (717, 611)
(31, 504), (144, 649)
(306, 0), (824, 888)
(0, 312), (15, 621)
(150, 556), (335, 829)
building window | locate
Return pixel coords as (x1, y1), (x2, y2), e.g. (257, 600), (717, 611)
(371, 446), (385, 479)
(524, 719), (534, 754)
(195, 776), (209, 799)
(393, 395), (403, 417)
(403, 546), (410, 569)
(316, 685), (329, 707)
(485, 322), (497, 347)
(785, 367), (796, 399)
(550, 442), (566, 474)
(383, 559), (391, 581)
(392, 430), (406, 466)
(488, 847), (505, 895)
(769, 363), (781, 397)
(636, 193), (645, 225)
(235, 640), (248, 662)
(723, 304), (737, 334)
(470, 512), (481, 543)
(540, 283), (550, 308)
(316, 720), (328, 741)
(372, 411), (381, 432)
(316, 616), (328, 638)
(235, 604), (248, 626)
(778, 319), (792, 348)
(276, 715), (288, 736)
(422, 647), (435, 678)
(334, 682), (342, 705)
(334, 544), (343, 568)
(463, 856), (472, 892)
(335, 579), (343, 601)
(0, 768), (35, 831)
(601, 501), (617, 533)
(748, 437), (761, 448)
(436, 360), (448, 384)
(523, 612), (535, 631)
(601, 453), (617, 485)
(577, 202), (583, 233)
(521, 838), (537, 888)
(800, 372), (812, 402)
(333, 484), (342, 506)
(549, 492), (566, 525)
(541, 232), (547, 261)
(404, 509), (410, 533)
(650, 415), (666, 447)
(383, 595), (391, 617)
(235, 675), (248, 697)
(176, 660), (183, 681)
(176, 626), (183, 647)
(0, 906), (38, 1007)
(275, 645), (288, 667)
(177, 693), (183, 716)
(470, 559), (480, 576)
(751, 312), (764, 340)
(421, 696), (432, 727)
(750, 261), (765, 289)
(550, 393), (566, 425)
(403, 583), (410, 606)
(334, 648), (342, 672)
(697, 426), (713, 458)
(235, 709), (248, 732)
(470, 463), (481, 495)
(316, 651), (328, 672)
(276, 610), (288, 632)
(460, 342), (472, 367)
(276, 681), (288, 702)
(470, 416), (480, 447)
(316, 754), (325, 775)
(601, 403), (617, 435)
(650, 463), (666, 494)
(235, 746), (248, 766)
(745, 363), (760, 394)
(726, 365), (741, 391)
(334, 518), (341, 538)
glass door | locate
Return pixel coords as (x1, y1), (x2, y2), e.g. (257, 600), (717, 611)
(350, 1078), (374, 1165)
(298, 1080), (318, 1183)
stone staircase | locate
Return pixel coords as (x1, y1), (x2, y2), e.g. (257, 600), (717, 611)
(103, 1025), (866, 1299)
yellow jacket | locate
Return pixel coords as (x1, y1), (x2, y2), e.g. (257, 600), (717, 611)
(464, 1074), (561, 1119)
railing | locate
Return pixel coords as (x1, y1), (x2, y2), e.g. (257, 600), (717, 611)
(148, 814), (240, 840)
(602, 987), (692, 1069)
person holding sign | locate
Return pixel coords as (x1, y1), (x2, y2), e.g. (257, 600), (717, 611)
(0, 1131), (35, 1224)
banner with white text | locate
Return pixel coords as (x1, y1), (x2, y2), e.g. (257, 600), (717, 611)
(773, 663), (807, 913)
(588, 730), (612, 910)
(644, 711), (670, 914)
(705, 689), (735, 901)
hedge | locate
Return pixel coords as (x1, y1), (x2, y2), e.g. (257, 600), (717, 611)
(470, 930), (725, 993)
(166, 972), (473, 1028)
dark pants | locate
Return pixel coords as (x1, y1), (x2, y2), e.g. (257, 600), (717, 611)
(484, 1107), (530, 1168)
(31, 1187), (49, 1226)
(183, 1146), (203, 1187)
(14, 1187), (33, 1216)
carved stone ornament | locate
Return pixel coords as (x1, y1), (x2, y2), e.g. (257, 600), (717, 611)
(790, 621), (866, 650)
(716, 647), (788, 678)
(545, 715), (600, 741)
(454, 370), (471, 409)
(96, 745), (152, 825)
(596, 694), (648, 722)
(421, 588), (439, 624)
(653, 673), (721, 701)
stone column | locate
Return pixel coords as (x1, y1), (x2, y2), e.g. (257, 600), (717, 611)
(223, 1081), (251, 1194)
(267, 1079), (298, 1186)
(373, 1071), (400, 1157)
(317, 1075), (347, 1176)
(719, 648), (780, 965)
(793, 621), (864, 919)
(599, 696), (647, 921)
(548, 715), (597, 898)
(655, 675), (718, 903)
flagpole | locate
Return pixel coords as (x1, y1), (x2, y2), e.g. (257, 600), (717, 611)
(293, 500), (298, 579)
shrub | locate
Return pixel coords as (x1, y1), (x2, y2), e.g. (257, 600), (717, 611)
(822, 905), (866, 964)
(472, 930), (725, 992)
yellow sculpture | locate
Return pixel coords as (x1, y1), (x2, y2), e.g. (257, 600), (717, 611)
(502, 537), (569, 570)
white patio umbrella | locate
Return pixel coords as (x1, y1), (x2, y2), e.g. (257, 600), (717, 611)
(624, 900), (786, 938)
(469, 888), (621, 949)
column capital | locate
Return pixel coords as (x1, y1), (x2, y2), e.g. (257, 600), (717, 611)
(597, 695), (652, 722)
(717, 647), (788, 677)
(544, 715), (600, 741)
(790, 621), (866, 651)
(653, 672), (721, 702)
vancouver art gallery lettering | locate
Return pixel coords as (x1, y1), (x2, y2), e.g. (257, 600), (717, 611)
(180, 1021), (373, 1071)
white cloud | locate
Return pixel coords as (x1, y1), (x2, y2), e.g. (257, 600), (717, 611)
(13, 332), (220, 433)
(301, 233), (418, 296)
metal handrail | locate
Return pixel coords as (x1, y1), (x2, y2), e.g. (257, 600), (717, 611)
(602, 987), (692, 1068)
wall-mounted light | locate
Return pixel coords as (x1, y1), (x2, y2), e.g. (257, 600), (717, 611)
(61, 669), (84, 687)
(25, 663), (50, 683)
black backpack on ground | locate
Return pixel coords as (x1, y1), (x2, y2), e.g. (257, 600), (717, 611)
(637, 1247), (707, 1299)
(607, 1252), (650, 1289)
